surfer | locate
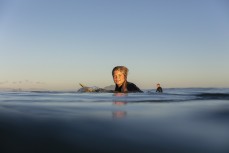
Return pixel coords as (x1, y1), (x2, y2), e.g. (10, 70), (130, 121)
(156, 83), (163, 93)
(112, 66), (143, 93)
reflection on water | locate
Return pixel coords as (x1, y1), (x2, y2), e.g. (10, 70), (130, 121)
(112, 93), (128, 118)
(112, 101), (127, 118)
(112, 111), (127, 118)
(113, 93), (128, 96)
(113, 101), (127, 106)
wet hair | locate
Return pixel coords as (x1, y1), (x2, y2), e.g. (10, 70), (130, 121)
(112, 66), (129, 77)
(112, 66), (129, 92)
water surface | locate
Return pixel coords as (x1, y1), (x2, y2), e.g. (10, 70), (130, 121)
(0, 88), (229, 153)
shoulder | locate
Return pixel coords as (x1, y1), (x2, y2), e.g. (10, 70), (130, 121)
(127, 82), (143, 93)
(127, 82), (137, 87)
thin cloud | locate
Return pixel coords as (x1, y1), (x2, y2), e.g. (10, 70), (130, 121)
(0, 80), (46, 85)
(36, 81), (45, 84)
(0, 81), (8, 84)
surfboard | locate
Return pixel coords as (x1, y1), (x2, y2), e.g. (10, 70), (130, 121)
(78, 83), (95, 92)
(78, 83), (113, 93)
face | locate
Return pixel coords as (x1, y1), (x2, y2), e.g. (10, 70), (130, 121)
(113, 70), (126, 87)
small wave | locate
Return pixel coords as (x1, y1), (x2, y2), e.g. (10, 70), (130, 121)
(196, 93), (229, 100)
(1, 89), (229, 104)
(30, 91), (75, 94)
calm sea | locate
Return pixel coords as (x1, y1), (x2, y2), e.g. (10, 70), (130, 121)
(0, 88), (229, 153)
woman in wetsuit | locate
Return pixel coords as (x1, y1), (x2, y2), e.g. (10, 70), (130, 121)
(112, 66), (143, 93)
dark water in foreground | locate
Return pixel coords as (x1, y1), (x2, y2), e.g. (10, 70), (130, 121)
(0, 88), (229, 153)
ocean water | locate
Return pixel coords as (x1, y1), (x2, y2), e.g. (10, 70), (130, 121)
(0, 88), (229, 153)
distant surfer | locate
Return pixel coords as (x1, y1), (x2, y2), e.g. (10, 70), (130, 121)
(156, 83), (163, 93)
(112, 66), (143, 93)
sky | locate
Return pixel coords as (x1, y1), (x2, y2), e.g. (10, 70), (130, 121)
(0, 0), (229, 90)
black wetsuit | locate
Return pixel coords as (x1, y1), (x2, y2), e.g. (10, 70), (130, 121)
(115, 82), (143, 93)
(156, 87), (163, 93)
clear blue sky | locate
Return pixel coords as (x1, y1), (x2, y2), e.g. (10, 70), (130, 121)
(0, 0), (229, 90)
